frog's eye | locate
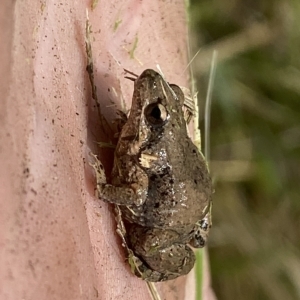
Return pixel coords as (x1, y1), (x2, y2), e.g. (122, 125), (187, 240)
(144, 102), (168, 126)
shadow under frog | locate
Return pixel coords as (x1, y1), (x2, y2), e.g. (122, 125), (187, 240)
(93, 69), (213, 282)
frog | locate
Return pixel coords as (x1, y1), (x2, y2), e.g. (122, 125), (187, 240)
(92, 69), (213, 282)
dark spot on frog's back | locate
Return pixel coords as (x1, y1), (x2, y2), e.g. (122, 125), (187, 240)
(150, 174), (157, 181)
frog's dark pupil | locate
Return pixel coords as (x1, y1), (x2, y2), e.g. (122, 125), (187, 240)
(150, 105), (161, 120)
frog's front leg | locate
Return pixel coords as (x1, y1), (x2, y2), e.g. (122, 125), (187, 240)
(126, 225), (195, 282)
(90, 153), (148, 206)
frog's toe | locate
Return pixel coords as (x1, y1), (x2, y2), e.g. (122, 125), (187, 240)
(190, 218), (211, 248)
(89, 152), (107, 184)
(190, 231), (206, 248)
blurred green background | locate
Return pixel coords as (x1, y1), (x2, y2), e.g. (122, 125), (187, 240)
(189, 1), (300, 300)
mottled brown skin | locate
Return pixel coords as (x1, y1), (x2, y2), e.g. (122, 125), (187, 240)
(97, 69), (212, 282)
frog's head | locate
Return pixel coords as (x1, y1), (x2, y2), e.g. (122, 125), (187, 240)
(128, 69), (186, 147)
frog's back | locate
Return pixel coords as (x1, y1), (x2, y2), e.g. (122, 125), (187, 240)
(122, 135), (212, 231)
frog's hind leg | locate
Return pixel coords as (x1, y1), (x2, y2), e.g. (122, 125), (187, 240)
(126, 225), (196, 282)
(134, 243), (195, 282)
